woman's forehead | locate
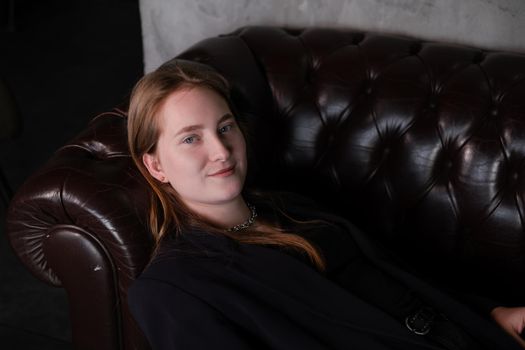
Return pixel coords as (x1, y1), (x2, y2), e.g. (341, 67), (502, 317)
(158, 86), (231, 132)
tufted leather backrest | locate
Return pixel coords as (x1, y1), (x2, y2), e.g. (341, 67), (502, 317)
(178, 27), (525, 303)
(7, 27), (525, 349)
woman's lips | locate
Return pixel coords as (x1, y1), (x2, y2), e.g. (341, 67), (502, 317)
(209, 165), (235, 177)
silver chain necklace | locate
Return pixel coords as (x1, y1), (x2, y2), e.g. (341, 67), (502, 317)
(226, 203), (257, 232)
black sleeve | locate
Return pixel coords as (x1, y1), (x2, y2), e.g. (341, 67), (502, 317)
(128, 278), (255, 350)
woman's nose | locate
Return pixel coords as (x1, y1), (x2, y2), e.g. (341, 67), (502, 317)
(209, 135), (231, 162)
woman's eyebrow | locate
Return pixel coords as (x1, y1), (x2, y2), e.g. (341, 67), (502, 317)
(174, 113), (234, 137)
(218, 113), (234, 124)
(174, 124), (203, 137)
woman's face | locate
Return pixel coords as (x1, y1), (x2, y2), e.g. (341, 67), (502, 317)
(143, 86), (247, 213)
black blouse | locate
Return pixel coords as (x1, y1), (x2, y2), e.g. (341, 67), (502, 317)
(128, 195), (520, 350)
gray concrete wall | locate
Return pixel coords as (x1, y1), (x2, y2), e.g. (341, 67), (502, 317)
(140, 0), (525, 72)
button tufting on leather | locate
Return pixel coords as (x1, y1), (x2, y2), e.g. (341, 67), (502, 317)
(283, 28), (303, 36)
(472, 52), (485, 64)
(409, 42), (422, 55)
(362, 79), (374, 95)
(83, 141), (113, 160)
(352, 33), (365, 45)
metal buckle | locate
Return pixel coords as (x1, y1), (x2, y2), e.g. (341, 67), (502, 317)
(405, 307), (436, 335)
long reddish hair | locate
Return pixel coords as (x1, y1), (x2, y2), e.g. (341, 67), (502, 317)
(127, 59), (326, 271)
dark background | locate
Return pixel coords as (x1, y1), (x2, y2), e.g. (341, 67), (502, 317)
(0, 0), (143, 347)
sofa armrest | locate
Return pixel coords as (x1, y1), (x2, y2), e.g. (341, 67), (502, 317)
(6, 110), (151, 350)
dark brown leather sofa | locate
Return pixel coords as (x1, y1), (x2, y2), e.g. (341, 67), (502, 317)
(7, 26), (525, 350)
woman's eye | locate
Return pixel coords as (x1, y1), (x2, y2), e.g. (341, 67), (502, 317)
(182, 136), (197, 144)
(218, 124), (233, 134)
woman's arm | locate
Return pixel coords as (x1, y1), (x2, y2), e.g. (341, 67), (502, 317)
(128, 278), (256, 350)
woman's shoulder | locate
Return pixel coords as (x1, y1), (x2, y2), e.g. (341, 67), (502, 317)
(159, 225), (236, 256)
(130, 251), (220, 304)
(136, 228), (236, 282)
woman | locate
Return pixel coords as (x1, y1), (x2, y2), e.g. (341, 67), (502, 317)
(127, 59), (525, 350)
